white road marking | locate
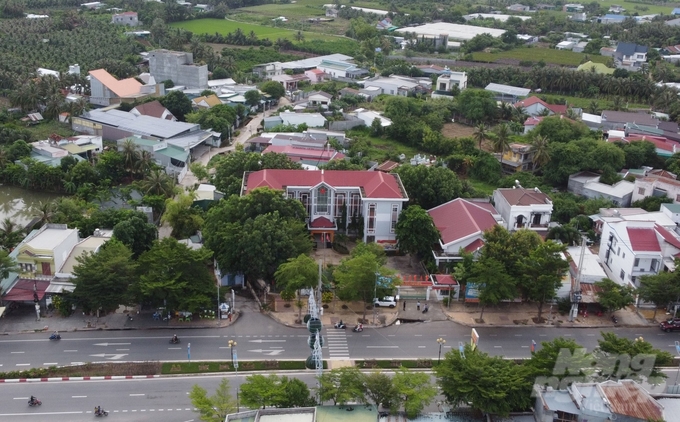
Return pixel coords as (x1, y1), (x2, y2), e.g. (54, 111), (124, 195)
(116, 349), (130, 351)
(14, 397), (29, 400)
(43, 363), (58, 366)
(72, 395), (87, 398)
(16, 364), (30, 366)
(10, 351), (24, 354)
(169, 347), (182, 350)
(64, 350), (78, 352)
(248, 339), (285, 343)
(414, 334), (423, 337)
(0, 412), (84, 416)
(494, 346), (502, 348)
(130, 394), (145, 397)
(366, 346), (398, 348)
(418, 346), (426, 348)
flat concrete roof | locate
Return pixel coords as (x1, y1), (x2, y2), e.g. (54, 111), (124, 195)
(25, 228), (77, 251)
(396, 22), (505, 41)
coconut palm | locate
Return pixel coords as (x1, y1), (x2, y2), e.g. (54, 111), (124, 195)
(139, 169), (176, 197)
(32, 200), (56, 228)
(530, 135), (550, 171)
(0, 218), (24, 251)
(473, 123), (488, 150)
(120, 139), (140, 177)
(587, 100), (599, 115)
(135, 150), (154, 176)
(493, 123), (511, 166)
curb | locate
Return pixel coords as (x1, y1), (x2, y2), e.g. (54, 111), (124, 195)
(0, 375), (160, 383)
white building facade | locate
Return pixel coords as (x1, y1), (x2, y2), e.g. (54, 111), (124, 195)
(492, 188), (553, 232)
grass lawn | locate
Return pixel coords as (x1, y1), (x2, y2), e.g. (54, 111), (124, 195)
(466, 178), (497, 196)
(347, 131), (424, 161)
(537, 93), (649, 110)
(472, 47), (610, 67)
(171, 18), (341, 42)
(596, 0), (677, 15)
(25, 120), (75, 140)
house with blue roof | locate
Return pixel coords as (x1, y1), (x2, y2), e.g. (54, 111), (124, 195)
(614, 42), (648, 70)
(672, 7), (680, 15)
(599, 14), (626, 24)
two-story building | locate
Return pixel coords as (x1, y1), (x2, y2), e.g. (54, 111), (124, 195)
(598, 219), (680, 287)
(428, 198), (504, 268)
(492, 187), (553, 232)
(568, 171), (635, 207)
(111, 11), (139, 26)
(241, 169), (409, 245)
(632, 174), (680, 203)
(252, 62), (284, 80)
(614, 42), (648, 70)
(431, 70), (467, 100)
(514, 96), (567, 117)
(498, 143), (535, 173)
(363, 76), (430, 97)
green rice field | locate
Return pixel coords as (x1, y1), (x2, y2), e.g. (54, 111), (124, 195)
(472, 47), (610, 67)
(171, 18), (342, 42)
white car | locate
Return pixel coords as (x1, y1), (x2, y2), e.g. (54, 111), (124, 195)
(373, 296), (397, 308)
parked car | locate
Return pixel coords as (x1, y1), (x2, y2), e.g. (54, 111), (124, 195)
(373, 296), (397, 308)
(659, 320), (680, 332)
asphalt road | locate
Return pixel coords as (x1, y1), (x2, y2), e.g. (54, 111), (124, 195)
(1, 309), (679, 369)
(0, 372), (446, 421)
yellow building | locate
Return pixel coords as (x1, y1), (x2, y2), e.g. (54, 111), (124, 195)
(499, 143), (535, 173)
(15, 224), (79, 279)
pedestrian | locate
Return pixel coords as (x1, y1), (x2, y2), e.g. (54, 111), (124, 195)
(403, 301), (406, 311)
(417, 301), (421, 311)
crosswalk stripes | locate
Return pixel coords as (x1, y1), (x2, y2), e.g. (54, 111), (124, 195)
(325, 329), (349, 360)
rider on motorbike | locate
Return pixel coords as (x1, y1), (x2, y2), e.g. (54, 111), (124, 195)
(172, 334), (179, 343)
(29, 396), (37, 405)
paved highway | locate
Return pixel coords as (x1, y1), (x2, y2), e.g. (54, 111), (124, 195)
(0, 310), (678, 369)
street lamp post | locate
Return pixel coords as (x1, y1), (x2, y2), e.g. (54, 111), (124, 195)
(437, 338), (446, 363)
(228, 339), (237, 364)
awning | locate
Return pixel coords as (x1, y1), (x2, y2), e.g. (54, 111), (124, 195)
(45, 281), (76, 294)
(2, 279), (49, 302)
(0, 306), (6, 317)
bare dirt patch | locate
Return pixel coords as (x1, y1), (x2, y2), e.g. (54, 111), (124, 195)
(441, 122), (475, 139)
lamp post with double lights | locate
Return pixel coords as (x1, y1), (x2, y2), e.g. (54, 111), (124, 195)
(437, 338), (446, 363)
(228, 339), (237, 364)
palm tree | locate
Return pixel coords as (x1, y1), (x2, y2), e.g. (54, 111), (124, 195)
(461, 156), (475, 177)
(135, 150), (154, 176)
(139, 169), (176, 197)
(530, 135), (550, 171)
(120, 139), (140, 178)
(32, 200), (56, 228)
(473, 123), (488, 151)
(512, 106), (528, 124)
(0, 218), (23, 251)
(294, 31), (305, 42)
(587, 100), (599, 115)
(493, 123), (511, 166)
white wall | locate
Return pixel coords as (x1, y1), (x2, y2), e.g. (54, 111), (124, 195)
(598, 223), (661, 287)
(632, 178), (680, 203)
(53, 230), (80, 273)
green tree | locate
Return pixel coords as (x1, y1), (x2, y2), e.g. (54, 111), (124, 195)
(160, 90), (193, 121)
(456, 89), (497, 123)
(320, 160), (364, 170)
(189, 378), (236, 422)
(186, 104), (237, 141)
(133, 238), (215, 312)
(161, 192), (204, 239)
(435, 344), (533, 416)
(260, 81), (286, 99)
(638, 272), (680, 319)
(0, 248), (18, 278)
(274, 376), (316, 408)
(318, 367), (365, 406)
(239, 374), (283, 409)
(244, 89), (261, 108)
(472, 123), (488, 150)
(392, 367), (437, 418)
(139, 169), (176, 197)
(395, 205), (440, 260)
(189, 162), (210, 183)
(274, 254), (318, 321)
(350, 241), (387, 266)
(334, 253), (395, 321)
(112, 214), (157, 258)
(518, 241), (569, 321)
(595, 278), (635, 315)
(631, 195), (673, 212)
(212, 151), (301, 196)
(362, 371), (396, 411)
(595, 332), (673, 383)
(0, 218), (24, 252)
(526, 338), (593, 382)
(470, 257), (517, 321)
(395, 165), (462, 209)
(72, 240), (137, 314)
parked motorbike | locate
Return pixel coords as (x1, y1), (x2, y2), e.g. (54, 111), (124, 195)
(352, 325), (363, 332)
(334, 321), (346, 329)
(49, 333), (61, 340)
(611, 315), (618, 324)
(28, 399), (42, 407)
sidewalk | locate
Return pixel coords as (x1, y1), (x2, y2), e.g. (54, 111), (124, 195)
(0, 304), (240, 335)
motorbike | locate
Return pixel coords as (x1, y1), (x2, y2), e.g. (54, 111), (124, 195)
(334, 321), (346, 329)
(94, 409), (109, 417)
(611, 315), (618, 324)
(422, 305), (429, 314)
(352, 325), (363, 332)
(169, 337), (181, 344)
(49, 333), (61, 340)
(28, 399), (42, 407)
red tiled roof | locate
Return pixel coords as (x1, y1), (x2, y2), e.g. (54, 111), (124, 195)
(627, 228), (660, 252)
(655, 224), (680, 249)
(310, 217), (335, 228)
(2, 279), (49, 301)
(432, 274), (458, 285)
(376, 160), (399, 172)
(428, 198), (499, 245)
(514, 96), (546, 109)
(547, 104), (567, 114)
(496, 188), (551, 206)
(464, 238), (485, 252)
(524, 116), (543, 126)
(243, 169), (407, 199)
(622, 135), (678, 153)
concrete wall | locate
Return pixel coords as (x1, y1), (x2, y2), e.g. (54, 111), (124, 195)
(362, 199), (403, 242)
(149, 50), (208, 89)
(328, 119), (365, 131)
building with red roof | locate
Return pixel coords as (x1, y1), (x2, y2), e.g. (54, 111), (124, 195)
(598, 219), (680, 287)
(427, 198), (503, 267)
(514, 96), (568, 117)
(241, 169), (408, 244)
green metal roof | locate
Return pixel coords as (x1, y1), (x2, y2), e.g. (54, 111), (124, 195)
(156, 145), (189, 162)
